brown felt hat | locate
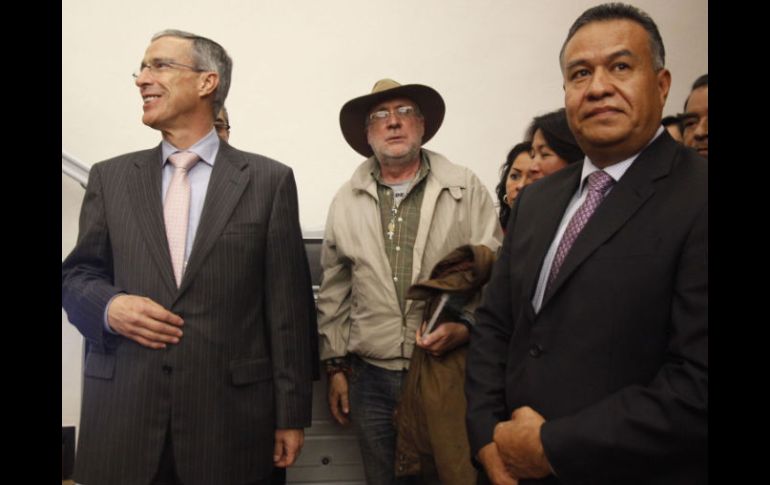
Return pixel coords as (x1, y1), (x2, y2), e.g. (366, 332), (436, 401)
(339, 78), (445, 157)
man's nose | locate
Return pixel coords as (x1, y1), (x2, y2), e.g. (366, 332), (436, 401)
(386, 114), (402, 128)
(586, 68), (614, 100)
(134, 67), (153, 87)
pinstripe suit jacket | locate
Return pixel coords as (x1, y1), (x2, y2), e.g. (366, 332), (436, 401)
(62, 142), (316, 485)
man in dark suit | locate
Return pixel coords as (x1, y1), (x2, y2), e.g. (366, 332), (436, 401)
(465, 4), (707, 484)
(62, 30), (316, 485)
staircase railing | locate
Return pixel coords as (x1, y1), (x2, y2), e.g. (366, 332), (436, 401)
(62, 150), (89, 188)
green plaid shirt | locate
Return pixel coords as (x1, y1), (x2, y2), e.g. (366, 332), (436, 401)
(373, 153), (431, 314)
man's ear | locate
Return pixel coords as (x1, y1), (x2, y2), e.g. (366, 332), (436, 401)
(657, 68), (672, 106)
(199, 72), (219, 97)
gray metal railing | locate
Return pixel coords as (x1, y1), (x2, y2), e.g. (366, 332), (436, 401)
(62, 150), (89, 188)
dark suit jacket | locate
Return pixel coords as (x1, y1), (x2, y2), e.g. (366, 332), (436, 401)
(465, 133), (707, 485)
(62, 142), (317, 485)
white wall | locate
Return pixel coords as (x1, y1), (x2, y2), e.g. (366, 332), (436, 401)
(62, 174), (84, 427)
(62, 0), (707, 426)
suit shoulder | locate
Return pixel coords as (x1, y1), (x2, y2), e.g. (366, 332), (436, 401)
(670, 145), (708, 192)
(93, 148), (159, 171)
(424, 149), (484, 187)
(674, 145), (708, 174)
(225, 146), (293, 174)
(525, 161), (581, 194)
(544, 161), (582, 184)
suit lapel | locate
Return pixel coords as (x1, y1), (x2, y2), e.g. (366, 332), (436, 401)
(128, 145), (178, 294)
(540, 135), (676, 308)
(520, 166), (581, 303)
(176, 144), (249, 297)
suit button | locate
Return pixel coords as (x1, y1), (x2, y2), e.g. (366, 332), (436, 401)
(529, 344), (543, 358)
(162, 365), (173, 374)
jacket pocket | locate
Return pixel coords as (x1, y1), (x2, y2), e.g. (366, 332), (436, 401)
(83, 352), (115, 380)
(230, 357), (273, 386)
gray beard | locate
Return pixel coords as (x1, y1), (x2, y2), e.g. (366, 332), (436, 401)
(376, 146), (421, 168)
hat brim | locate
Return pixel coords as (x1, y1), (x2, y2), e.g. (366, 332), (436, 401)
(339, 84), (445, 157)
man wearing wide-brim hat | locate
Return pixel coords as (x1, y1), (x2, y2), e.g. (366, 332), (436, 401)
(316, 79), (502, 484)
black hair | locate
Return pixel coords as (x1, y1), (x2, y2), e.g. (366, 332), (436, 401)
(684, 73), (708, 111)
(560, 3), (665, 71)
(526, 108), (584, 164)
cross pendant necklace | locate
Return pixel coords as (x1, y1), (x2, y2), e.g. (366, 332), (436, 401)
(387, 207), (397, 240)
(385, 170), (417, 241)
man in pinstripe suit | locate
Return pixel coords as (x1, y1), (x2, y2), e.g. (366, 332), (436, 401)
(62, 30), (315, 485)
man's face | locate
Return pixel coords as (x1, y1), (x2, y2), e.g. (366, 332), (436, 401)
(365, 97), (425, 164)
(134, 36), (205, 131)
(682, 86), (708, 157)
(562, 19), (671, 165)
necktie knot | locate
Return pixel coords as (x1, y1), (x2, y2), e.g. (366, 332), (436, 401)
(168, 151), (200, 171)
(587, 170), (614, 195)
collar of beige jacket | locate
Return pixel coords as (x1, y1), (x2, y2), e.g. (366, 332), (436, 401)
(350, 149), (467, 194)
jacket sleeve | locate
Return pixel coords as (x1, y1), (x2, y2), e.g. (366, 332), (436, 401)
(316, 192), (353, 361)
(265, 167), (315, 428)
(540, 202), (708, 481)
(62, 163), (122, 347)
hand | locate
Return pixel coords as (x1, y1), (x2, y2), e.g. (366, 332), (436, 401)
(477, 442), (519, 485)
(327, 372), (350, 425)
(415, 322), (469, 357)
(273, 428), (304, 468)
(493, 406), (551, 479)
(107, 294), (184, 349)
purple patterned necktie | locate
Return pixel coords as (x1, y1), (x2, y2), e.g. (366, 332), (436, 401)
(164, 151), (199, 287)
(546, 170), (614, 294)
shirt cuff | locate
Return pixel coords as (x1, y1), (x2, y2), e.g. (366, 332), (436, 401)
(103, 293), (124, 335)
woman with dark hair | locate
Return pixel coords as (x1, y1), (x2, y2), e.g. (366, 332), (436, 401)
(525, 108), (584, 181)
(496, 109), (582, 230)
(495, 141), (533, 230)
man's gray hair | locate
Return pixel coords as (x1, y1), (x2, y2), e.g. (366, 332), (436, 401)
(152, 29), (233, 116)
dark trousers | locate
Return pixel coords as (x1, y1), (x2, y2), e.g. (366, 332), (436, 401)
(348, 355), (417, 485)
(152, 426), (286, 485)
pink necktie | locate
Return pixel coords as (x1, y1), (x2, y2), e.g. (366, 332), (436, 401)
(164, 151), (199, 287)
(546, 170), (614, 294)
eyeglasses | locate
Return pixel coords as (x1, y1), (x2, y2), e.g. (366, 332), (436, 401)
(132, 60), (206, 79)
(214, 122), (231, 132)
(367, 105), (419, 123)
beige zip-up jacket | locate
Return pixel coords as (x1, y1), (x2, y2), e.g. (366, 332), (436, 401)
(317, 149), (502, 370)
